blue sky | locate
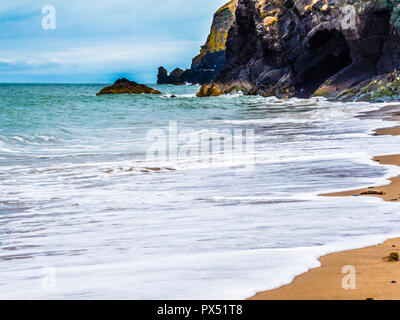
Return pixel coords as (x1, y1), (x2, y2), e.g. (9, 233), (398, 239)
(0, 0), (227, 83)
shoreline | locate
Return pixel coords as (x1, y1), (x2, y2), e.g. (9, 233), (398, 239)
(250, 120), (400, 300)
(250, 237), (400, 300)
(321, 154), (400, 202)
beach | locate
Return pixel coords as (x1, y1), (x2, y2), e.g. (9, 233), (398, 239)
(251, 119), (400, 300)
(3, 85), (400, 299)
(250, 237), (400, 300)
(5, 0), (400, 303)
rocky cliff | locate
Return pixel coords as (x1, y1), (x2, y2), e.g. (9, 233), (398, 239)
(157, 0), (238, 85)
(198, 0), (400, 101)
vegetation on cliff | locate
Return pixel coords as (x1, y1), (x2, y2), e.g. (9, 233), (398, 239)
(191, 0), (238, 66)
(158, 0), (238, 85)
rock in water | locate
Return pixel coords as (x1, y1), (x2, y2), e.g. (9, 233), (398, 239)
(157, 67), (185, 85)
(198, 0), (400, 101)
(196, 84), (222, 97)
(157, 0), (238, 85)
(96, 78), (162, 95)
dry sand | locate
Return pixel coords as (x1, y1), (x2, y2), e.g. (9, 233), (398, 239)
(250, 124), (400, 300)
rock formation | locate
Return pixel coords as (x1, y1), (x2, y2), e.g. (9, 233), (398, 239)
(198, 0), (400, 101)
(97, 78), (162, 95)
(157, 0), (238, 85)
(157, 67), (185, 85)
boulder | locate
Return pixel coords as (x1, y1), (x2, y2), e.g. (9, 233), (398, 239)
(196, 84), (223, 97)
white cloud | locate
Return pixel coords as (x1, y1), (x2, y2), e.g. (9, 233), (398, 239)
(0, 59), (61, 71)
(45, 41), (197, 65)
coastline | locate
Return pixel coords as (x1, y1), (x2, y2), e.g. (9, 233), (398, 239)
(321, 154), (400, 202)
(250, 116), (400, 300)
(250, 237), (400, 300)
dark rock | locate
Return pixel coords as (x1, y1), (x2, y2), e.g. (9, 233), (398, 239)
(97, 78), (162, 95)
(384, 252), (399, 262)
(359, 190), (385, 196)
(158, 0), (238, 85)
(158, 67), (185, 85)
(157, 67), (169, 84)
(198, 0), (400, 101)
(326, 70), (400, 102)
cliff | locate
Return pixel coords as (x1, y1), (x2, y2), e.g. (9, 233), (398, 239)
(198, 0), (400, 101)
(157, 0), (238, 85)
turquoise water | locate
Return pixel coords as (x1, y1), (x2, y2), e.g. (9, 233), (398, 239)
(2, 84), (400, 299)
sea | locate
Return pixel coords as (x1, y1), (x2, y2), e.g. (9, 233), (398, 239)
(1, 83), (400, 299)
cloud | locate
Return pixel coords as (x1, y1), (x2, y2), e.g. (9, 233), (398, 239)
(0, 39), (201, 82)
(0, 59), (61, 71)
(43, 41), (197, 65)
(0, 0), (229, 82)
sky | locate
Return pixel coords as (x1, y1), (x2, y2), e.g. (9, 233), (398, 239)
(0, 0), (227, 83)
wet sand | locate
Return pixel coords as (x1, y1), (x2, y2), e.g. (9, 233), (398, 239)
(322, 154), (400, 202)
(375, 126), (400, 136)
(250, 121), (400, 300)
(323, 123), (400, 202)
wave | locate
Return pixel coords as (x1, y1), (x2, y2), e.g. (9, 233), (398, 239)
(0, 134), (64, 148)
(197, 195), (308, 206)
(162, 93), (197, 99)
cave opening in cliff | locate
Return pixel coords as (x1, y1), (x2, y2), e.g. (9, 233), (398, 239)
(297, 30), (352, 98)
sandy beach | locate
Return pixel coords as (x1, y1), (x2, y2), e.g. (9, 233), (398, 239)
(251, 123), (400, 300)
(251, 237), (400, 300)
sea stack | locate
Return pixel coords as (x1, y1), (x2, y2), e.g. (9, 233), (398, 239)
(198, 0), (400, 101)
(157, 0), (238, 85)
(97, 78), (162, 95)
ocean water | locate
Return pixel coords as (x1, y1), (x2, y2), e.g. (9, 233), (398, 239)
(1, 84), (400, 299)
